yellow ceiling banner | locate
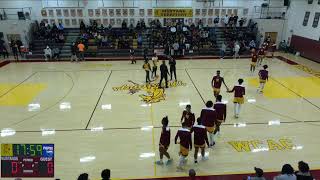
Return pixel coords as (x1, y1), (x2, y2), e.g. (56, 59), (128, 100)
(154, 9), (193, 17)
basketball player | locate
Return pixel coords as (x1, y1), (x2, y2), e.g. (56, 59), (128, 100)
(250, 48), (258, 73)
(156, 116), (173, 165)
(258, 65), (269, 93)
(200, 101), (217, 147)
(142, 59), (151, 83)
(211, 70), (228, 97)
(181, 105), (195, 129)
(191, 118), (209, 164)
(152, 53), (158, 78)
(227, 79), (245, 118)
(130, 48), (136, 64)
(175, 122), (192, 170)
(257, 46), (266, 66)
(213, 95), (227, 135)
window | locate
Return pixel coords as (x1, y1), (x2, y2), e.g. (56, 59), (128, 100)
(303, 11), (310, 26)
(312, 12), (320, 28)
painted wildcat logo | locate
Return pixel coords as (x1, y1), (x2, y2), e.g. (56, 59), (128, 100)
(112, 80), (187, 103)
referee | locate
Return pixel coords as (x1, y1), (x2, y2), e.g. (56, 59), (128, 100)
(159, 60), (169, 88)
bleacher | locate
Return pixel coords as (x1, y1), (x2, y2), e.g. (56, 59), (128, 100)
(27, 26), (253, 60)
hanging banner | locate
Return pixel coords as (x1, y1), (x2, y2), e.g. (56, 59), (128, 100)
(154, 9), (193, 17)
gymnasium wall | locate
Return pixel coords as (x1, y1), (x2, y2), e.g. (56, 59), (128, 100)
(290, 35), (320, 63)
(285, 0), (320, 41)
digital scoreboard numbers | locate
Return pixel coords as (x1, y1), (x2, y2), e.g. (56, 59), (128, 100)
(1, 144), (54, 178)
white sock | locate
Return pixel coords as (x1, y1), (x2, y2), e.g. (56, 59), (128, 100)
(210, 133), (215, 144)
(179, 155), (185, 167)
(237, 104), (241, 115)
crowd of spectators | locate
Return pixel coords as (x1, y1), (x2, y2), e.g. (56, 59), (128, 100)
(36, 21), (65, 43)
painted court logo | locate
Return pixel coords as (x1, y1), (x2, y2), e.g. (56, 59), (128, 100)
(112, 80), (187, 103)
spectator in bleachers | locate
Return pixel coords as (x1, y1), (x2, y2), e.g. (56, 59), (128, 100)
(273, 164), (296, 180)
(77, 173), (89, 180)
(101, 35), (108, 47)
(214, 16), (220, 26)
(249, 40), (256, 50)
(52, 46), (60, 60)
(172, 42), (179, 56)
(220, 41), (227, 59)
(233, 15), (238, 26)
(234, 42), (240, 59)
(58, 23), (64, 33)
(44, 46), (52, 61)
(239, 18), (245, 27)
(58, 33), (65, 43)
(247, 167), (266, 180)
(80, 21), (86, 33)
(224, 15), (229, 26)
(228, 14), (234, 27)
(122, 20), (127, 29)
(295, 161), (313, 180)
(101, 169), (111, 180)
(15, 39), (23, 56)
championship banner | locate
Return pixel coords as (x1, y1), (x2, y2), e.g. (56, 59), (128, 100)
(154, 9), (193, 17)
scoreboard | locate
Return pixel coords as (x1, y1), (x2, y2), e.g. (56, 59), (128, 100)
(1, 144), (54, 177)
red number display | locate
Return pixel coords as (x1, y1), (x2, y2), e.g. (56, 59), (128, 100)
(11, 162), (18, 174)
(47, 162), (54, 174)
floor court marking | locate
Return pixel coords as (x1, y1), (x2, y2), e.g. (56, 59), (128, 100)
(9, 119), (320, 133)
(185, 69), (206, 104)
(85, 71), (113, 129)
(8, 71), (75, 127)
(0, 72), (38, 98)
(270, 77), (320, 110)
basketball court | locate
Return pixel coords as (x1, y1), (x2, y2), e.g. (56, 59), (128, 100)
(0, 52), (319, 179)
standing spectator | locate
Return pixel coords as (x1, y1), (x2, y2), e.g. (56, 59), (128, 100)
(130, 48), (136, 64)
(159, 60), (169, 88)
(44, 46), (52, 61)
(247, 167), (266, 180)
(169, 56), (176, 81)
(0, 45), (9, 59)
(273, 164), (296, 180)
(142, 60), (151, 83)
(101, 169), (110, 180)
(220, 42), (226, 59)
(234, 43), (240, 59)
(70, 42), (78, 62)
(77, 41), (85, 61)
(15, 39), (23, 56)
(80, 21), (86, 33)
(151, 53), (158, 78)
(295, 161), (313, 180)
(233, 15), (238, 26)
(143, 48), (148, 61)
(11, 41), (19, 61)
(172, 42), (179, 56)
(224, 15), (229, 26)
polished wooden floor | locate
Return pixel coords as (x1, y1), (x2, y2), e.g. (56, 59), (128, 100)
(0, 52), (319, 180)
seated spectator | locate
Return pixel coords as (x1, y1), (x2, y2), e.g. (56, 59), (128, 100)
(80, 21), (86, 33)
(101, 35), (108, 47)
(247, 167), (266, 180)
(122, 20), (127, 29)
(77, 173), (89, 180)
(58, 23), (64, 32)
(137, 34), (143, 47)
(44, 46), (52, 61)
(295, 161), (313, 180)
(58, 33), (65, 43)
(52, 46), (60, 60)
(101, 169), (110, 180)
(239, 18), (245, 27)
(214, 16), (220, 25)
(172, 42), (179, 56)
(249, 40), (256, 49)
(273, 164), (296, 180)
